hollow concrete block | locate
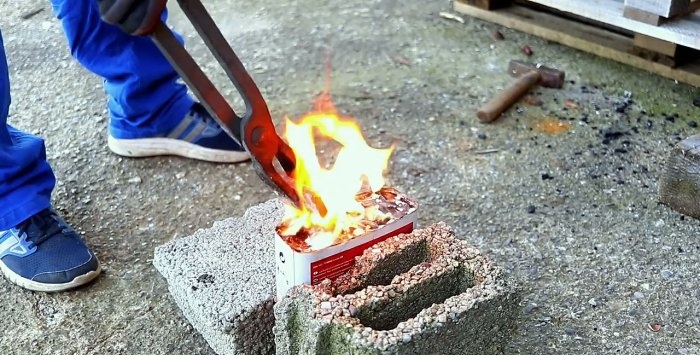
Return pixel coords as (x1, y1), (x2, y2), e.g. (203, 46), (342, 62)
(153, 200), (283, 355)
(659, 135), (700, 220)
(273, 223), (521, 355)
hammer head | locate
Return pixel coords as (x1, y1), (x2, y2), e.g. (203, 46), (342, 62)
(508, 60), (565, 88)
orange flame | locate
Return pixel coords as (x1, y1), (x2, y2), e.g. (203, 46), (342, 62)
(279, 83), (394, 251)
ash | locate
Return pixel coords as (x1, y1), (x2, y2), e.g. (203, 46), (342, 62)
(278, 187), (418, 253)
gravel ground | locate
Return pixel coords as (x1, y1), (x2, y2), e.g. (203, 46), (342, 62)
(1, 0), (699, 354)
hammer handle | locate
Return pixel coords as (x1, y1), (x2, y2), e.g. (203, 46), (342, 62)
(477, 71), (542, 123)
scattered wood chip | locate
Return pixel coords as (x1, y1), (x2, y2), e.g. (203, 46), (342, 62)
(492, 30), (504, 41)
(474, 148), (501, 154)
(564, 99), (579, 109)
(525, 96), (543, 106)
(391, 55), (412, 67)
(533, 118), (572, 134)
(648, 323), (662, 333)
(21, 7), (44, 20)
(439, 12), (465, 24)
(521, 45), (534, 56)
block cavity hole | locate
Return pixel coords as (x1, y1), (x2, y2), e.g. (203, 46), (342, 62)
(356, 265), (474, 331)
(336, 239), (430, 295)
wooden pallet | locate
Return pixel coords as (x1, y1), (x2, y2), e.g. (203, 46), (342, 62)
(453, 0), (700, 86)
(623, 0), (700, 26)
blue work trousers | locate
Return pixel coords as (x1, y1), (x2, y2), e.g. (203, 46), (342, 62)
(0, 1), (193, 229)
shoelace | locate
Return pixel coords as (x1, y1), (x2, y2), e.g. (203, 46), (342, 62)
(16, 209), (65, 247)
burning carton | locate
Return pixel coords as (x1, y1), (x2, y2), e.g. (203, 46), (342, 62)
(272, 76), (412, 297)
(275, 188), (417, 297)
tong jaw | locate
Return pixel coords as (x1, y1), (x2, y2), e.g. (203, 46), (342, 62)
(242, 112), (300, 207)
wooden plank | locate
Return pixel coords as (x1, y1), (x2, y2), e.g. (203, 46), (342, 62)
(523, 0), (700, 50)
(459, 0), (511, 9)
(452, 1), (700, 86)
(624, 5), (664, 25)
(634, 33), (679, 56)
(623, 0), (700, 25)
(624, 0), (690, 17)
(659, 135), (700, 220)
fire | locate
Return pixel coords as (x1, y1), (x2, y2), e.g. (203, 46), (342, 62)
(278, 90), (394, 251)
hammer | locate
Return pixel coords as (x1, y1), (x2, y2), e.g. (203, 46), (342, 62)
(477, 60), (565, 123)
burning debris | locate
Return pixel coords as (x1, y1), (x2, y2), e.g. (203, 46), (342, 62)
(275, 189), (417, 297)
(277, 187), (417, 253)
(274, 69), (412, 253)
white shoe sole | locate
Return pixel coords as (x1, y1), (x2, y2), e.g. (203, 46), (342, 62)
(108, 136), (251, 163)
(0, 260), (102, 292)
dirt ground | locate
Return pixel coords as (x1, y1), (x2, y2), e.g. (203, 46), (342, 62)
(1, 0), (699, 354)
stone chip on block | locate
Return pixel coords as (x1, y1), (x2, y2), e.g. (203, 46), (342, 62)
(659, 134), (700, 220)
(153, 199), (283, 355)
(273, 222), (521, 355)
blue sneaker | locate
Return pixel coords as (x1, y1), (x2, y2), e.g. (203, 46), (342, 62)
(107, 103), (251, 163)
(0, 209), (101, 292)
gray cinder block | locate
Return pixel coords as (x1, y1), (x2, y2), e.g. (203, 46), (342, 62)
(154, 201), (519, 355)
(153, 200), (283, 355)
(273, 223), (521, 355)
(659, 135), (700, 220)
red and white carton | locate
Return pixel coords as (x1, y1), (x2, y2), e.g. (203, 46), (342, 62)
(275, 209), (417, 298)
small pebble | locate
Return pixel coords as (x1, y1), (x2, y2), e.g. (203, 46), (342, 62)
(588, 298), (597, 307)
(693, 96), (700, 108)
(564, 326), (576, 335)
(477, 133), (487, 140)
(523, 303), (538, 314)
(633, 291), (644, 300)
(688, 121), (697, 128)
(526, 205), (536, 214)
(541, 173), (554, 180)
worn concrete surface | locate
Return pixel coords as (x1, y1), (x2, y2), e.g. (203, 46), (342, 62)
(1, 0), (699, 354)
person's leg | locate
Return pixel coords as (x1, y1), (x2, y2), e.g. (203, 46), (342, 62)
(51, 0), (192, 139)
(0, 33), (55, 231)
(50, 0), (249, 163)
(0, 31), (100, 292)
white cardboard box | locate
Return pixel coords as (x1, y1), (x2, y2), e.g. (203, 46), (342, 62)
(275, 210), (417, 298)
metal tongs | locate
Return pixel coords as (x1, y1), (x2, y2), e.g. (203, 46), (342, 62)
(149, 0), (299, 207)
